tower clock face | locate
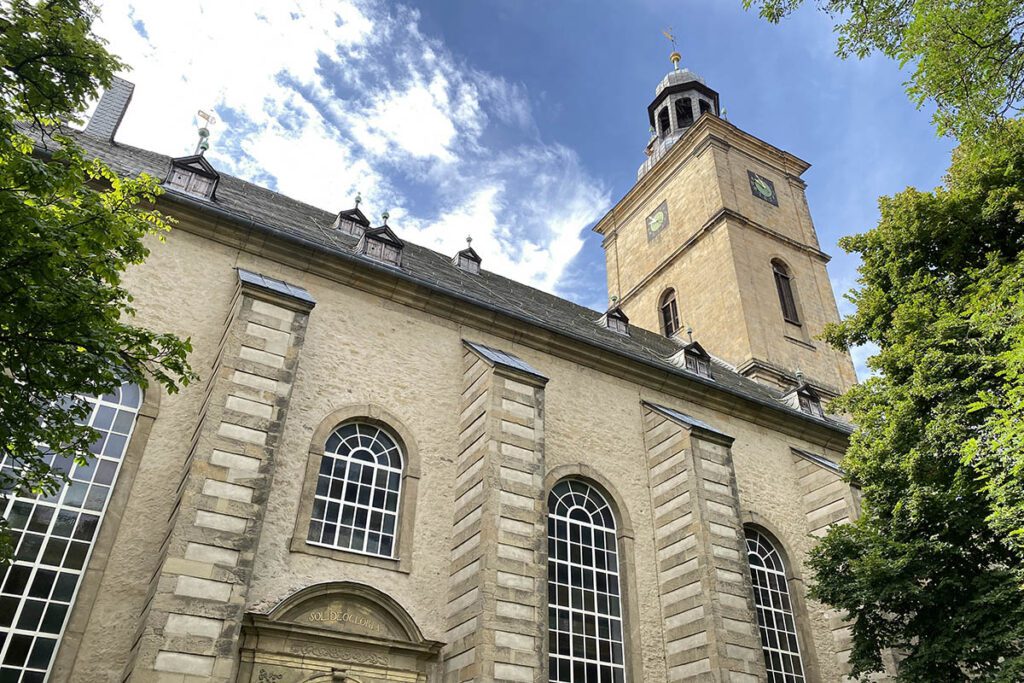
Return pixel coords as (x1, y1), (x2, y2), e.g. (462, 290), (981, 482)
(747, 171), (779, 206)
(646, 200), (669, 241)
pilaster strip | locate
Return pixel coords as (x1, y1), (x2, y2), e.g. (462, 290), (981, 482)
(642, 403), (765, 682)
(126, 274), (314, 682)
(791, 449), (858, 679)
(444, 344), (547, 683)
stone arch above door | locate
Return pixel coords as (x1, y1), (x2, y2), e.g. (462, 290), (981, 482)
(236, 582), (443, 683)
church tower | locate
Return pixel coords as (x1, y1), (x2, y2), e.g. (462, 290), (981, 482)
(593, 50), (857, 396)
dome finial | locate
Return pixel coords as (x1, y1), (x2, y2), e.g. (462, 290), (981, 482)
(662, 27), (681, 71)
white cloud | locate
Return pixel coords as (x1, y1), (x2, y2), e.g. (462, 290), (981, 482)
(93, 0), (608, 295)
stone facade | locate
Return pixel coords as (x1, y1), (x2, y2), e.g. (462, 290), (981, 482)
(595, 114), (858, 397)
(2, 65), (875, 683)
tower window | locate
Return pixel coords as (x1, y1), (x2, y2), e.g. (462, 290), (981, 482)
(660, 289), (680, 338)
(745, 527), (806, 683)
(548, 480), (626, 683)
(698, 99), (712, 117)
(308, 422), (404, 558)
(657, 106), (671, 136)
(772, 260), (800, 324)
(675, 97), (693, 127)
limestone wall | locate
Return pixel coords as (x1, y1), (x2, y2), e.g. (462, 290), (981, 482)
(55, 223), (861, 682)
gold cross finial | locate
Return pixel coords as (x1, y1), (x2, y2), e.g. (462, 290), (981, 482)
(663, 28), (681, 70)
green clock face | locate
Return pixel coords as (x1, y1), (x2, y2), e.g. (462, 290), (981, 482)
(748, 171), (778, 206)
(646, 200), (669, 241)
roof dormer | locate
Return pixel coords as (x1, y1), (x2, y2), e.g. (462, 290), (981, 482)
(668, 339), (713, 379)
(452, 236), (481, 274)
(356, 218), (403, 267)
(600, 306), (630, 335)
(165, 154), (219, 200)
(783, 376), (825, 418)
(333, 194), (371, 237)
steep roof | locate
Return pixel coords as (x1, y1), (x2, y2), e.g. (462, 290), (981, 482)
(72, 133), (852, 436)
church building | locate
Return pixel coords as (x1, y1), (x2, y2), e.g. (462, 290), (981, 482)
(1, 52), (867, 682)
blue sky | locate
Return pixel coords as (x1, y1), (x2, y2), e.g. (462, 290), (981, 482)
(95, 0), (954, 378)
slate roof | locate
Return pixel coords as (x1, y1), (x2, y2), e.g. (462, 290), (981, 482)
(71, 133), (852, 436)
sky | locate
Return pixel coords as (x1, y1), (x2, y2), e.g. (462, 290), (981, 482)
(92, 0), (955, 379)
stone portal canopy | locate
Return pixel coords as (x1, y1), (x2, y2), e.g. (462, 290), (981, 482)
(237, 582), (443, 683)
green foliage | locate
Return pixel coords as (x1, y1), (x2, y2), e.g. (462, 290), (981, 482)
(0, 0), (196, 562)
(742, 0), (1024, 138)
(809, 121), (1024, 680)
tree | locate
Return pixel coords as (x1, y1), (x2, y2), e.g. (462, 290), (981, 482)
(742, 0), (1024, 138)
(808, 121), (1024, 680)
(0, 0), (196, 562)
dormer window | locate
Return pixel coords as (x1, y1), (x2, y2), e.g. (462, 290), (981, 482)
(602, 307), (629, 335)
(682, 341), (712, 379)
(798, 390), (824, 418)
(333, 204), (371, 238)
(357, 225), (403, 267)
(453, 241), (481, 274)
(165, 155), (219, 199)
(786, 379), (825, 418)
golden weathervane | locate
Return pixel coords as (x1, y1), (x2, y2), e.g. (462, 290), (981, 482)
(663, 27), (681, 70)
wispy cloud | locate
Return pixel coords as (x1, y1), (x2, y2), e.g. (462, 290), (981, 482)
(95, 0), (608, 294)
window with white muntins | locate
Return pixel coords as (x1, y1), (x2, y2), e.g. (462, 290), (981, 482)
(0, 384), (142, 682)
(745, 527), (806, 683)
(547, 479), (626, 683)
(307, 422), (403, 559)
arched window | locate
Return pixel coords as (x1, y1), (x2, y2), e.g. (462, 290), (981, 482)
(771, 260), (800, 324)
(548, 480), (625, 683)
(659, 289), (680, 338)
(657, 106), (671, 136)
(745, 527), (806, 683)
(0, 383), (142, 680)
(675, 98), (693, 127)
(307, 422), (403, 558)
(698, 99), (712, 117)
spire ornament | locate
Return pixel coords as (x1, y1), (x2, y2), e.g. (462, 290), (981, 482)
(662, 28), (681, 70)
(195, 110), (216, 155)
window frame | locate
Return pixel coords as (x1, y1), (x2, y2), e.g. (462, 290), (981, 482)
(546, 478), (627, 683)
(1, 384), (150, 681)
(290, 406), (420, 574)
(659, 289), (680, 338)
(744, 526), (808, 683)
(305, 422), (404, 559)
(771, 260), (801, 325)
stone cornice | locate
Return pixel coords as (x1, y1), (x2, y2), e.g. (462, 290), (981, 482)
(157, 193), (851, 451)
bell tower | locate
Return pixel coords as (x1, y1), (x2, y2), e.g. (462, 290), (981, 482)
(594, 50), (857, 396)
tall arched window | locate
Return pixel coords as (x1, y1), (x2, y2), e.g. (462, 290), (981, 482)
(307, 422), (403, 558)
(0, 383), (142, 680)
(771, 260), (800, 324)
(657, 107), (671, 136)
(698, 99), (712, 116)
(659, 289), (680, 338)
(675, 98), (693, 127)
(547, 480), (625, 683)
(745, 527), (806, 682)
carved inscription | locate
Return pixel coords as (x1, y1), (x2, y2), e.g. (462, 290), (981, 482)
(288, 643), (388, 667)
(306, 609), (383, 634)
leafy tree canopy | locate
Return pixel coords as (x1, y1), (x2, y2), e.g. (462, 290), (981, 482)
(0, 0), (196, 561)
(742, 0), (1024, 138)
(810, 121), (1024, 680)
